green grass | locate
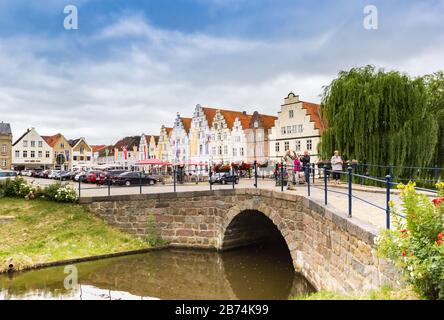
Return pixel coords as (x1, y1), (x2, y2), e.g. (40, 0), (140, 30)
(0, 198), (152, 273)
(293, 285), (423, 300)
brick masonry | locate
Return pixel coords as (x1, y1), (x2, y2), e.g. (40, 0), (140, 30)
(80, 188), (400, 294)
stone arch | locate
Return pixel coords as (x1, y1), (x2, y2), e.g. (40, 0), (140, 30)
(217, 198), (301, 270)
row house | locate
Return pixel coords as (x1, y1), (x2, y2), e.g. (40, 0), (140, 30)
(69, 138), (93, 170)
(139, 134), (160, 161)
(12, 128), (53, 170)
(90, 145), (107, 164)
(0, 122), (12, 170)
(42, 133), (73, 171)
(157, 125), (172, 163)
(245, 112), (277, 164)
(170, 114), (192, 165)
(269, 92), (324, 163)
(112, 136), (140, 169)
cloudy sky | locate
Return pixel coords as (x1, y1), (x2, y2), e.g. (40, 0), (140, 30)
(1, 0), (443, 144)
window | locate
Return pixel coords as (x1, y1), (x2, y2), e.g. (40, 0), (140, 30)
(307, 139), (313, 151)
(223, 134), (227, 140)
(1, 160), (5, 167)
(292, 125), (297, 133)
(46, 151), (50, 158)
(80, 156), (84, 161)
(30, 151), (35, 158)
(23, 151), (27, 158)
(224, 145), (228, 155)
(233, 148), (237, 156)
(73, 156), (78, 161)
(240, 147), (244, 156)
(15, 150), (20, 158)
(281, 127), (286, 135)
(38, 151), (42, 158)
(298, 124), (303, 133)
(31, 141), (35, 147)
(1, 144), (6, 154)
(214, 124), (218, 130)
(289, 110), (294, 118)
(295, 140), (301, 151)
(38, 141), (42, 148)
(60, 143), (65, 148)
(235, 136), (240, 143)
(80, 147), (84, 154)
(284, 141), (290, 151)
(218, 146), (222, 155)
(275, 142), (280, 152)
(23, 140), (28, 147)
(212, 147), (216, 155)
(199, 145), (203, 155)
(87, 156), (91, 161)
(287, 126), (292, 134)
(218, 134), (222, 141)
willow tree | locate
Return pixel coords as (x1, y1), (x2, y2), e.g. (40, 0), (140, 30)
(319, 65), (439, 181)
(423, 71), (444, 169)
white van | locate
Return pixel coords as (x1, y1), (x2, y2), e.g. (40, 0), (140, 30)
(0, 170), (18, 181)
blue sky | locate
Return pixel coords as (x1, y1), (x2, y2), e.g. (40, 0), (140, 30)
(1, 0), (444, 143)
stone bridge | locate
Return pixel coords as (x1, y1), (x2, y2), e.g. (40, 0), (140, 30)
(79, 188), (398, 294)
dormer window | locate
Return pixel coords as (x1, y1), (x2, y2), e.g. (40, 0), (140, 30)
(289, 110), (294, 118)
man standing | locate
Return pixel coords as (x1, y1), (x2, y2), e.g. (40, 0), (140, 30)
(330, 150), (343, 185)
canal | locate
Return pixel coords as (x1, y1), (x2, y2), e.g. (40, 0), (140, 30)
(0, 238), (315, 300)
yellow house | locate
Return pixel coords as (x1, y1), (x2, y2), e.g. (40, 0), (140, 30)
(148, 135), (159, 159)
(0, 122), (12, 170)
(69, 137), (93, 170)
(42, 133), (73, 170)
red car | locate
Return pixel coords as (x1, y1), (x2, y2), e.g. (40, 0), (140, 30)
(85, 171), (106, 184)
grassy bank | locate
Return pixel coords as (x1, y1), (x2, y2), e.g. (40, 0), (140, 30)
(0, 198), (152, 273)
(293, 286), (422, 300)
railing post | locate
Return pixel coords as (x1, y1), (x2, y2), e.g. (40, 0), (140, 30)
(348, 165), (352, 218)
(139, 171), (142, 194)
(323, 166), (328, 205)
(173, 165), (177, 193)
(386, 175), (391, 229)
(209, 165), (213, 191)
(280, 161), (284, 192)
(312, 163), (315, 184)
(108, 174), (111, 196)
(254, 160), (258, 188)
(359, 161), (363, 185)
(78, 178), (81, 198)
(306, 164), (311, 196)
(434, 164), (439, 184)
(232, 167), (235, 189)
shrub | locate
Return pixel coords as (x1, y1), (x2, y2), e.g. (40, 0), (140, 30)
(42, 182), (63, 201)
(376, 182), (444, 300)
(53, 184), (78, 203)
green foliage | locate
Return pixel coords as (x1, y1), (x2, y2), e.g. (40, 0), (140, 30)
(376, 182), (444, 300)
(320, 65), (440, 181)
(145, 214), (165, 246)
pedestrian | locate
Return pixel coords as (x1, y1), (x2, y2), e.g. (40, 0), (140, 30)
(282, 150), (297, 188)
(330, 150), (343, 185)
(300, 150), (311, 169)
(294, 155), (301, 185)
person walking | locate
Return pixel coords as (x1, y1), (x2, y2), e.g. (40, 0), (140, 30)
(294, 155), (301, 185)
(330, 150), (343, 185)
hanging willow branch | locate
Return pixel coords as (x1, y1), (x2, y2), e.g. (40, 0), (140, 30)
(319, 65), (440, 180)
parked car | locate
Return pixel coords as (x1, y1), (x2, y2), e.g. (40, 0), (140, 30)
(39, 170), (51, 179)
(85, 171), (105, 184)
(209, 172), (239, 185)
(20, 170), (33, 177)
(48, 170), (61, 179)
(113, 172), (157, 186)
(103, 170), (128, 185)
(59, 171), (77, 181)
(0, 170), (17, 181)
(74, 172), (87, 182)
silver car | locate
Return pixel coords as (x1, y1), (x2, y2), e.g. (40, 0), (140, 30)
(0, 170), (18, 181)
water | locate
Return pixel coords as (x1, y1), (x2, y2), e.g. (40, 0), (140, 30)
(0, 243), (315, 300)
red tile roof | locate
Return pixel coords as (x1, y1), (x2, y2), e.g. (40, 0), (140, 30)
(41, 133), (63, 147)
(219, 110), (252, 129)
(90, 145), (107, 152)
(301, 101), (325, 134)
(181, 118), (192, 133)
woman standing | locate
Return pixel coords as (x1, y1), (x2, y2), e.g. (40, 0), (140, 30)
(294, 155), (301, 185)
(330, 150), (343, 185)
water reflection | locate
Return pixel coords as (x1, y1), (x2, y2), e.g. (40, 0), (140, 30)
(0, 245), (315, 300)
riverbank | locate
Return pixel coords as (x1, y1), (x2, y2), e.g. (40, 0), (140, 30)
(293, 286), (422, 300)
(0, 198), (153, 273)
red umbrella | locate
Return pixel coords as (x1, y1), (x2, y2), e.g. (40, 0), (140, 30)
(136, 159), (170, 165)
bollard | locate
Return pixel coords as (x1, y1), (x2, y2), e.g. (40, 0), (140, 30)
(209, 166), (213, 191)
(232, 167), (235, 189)
(347, 165), (352, 217)
(254, 160), (258, 188)
(306, 164), (311, 196)
(78, 178), (81, 198)
(312, 163), (315, 184)
(139, 171), (142, 194)
(386, 175), (391, 229)
(108, 175), (111, 196)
